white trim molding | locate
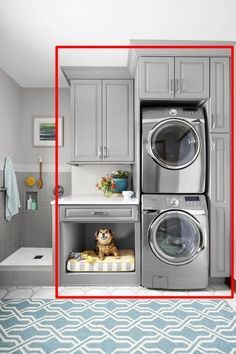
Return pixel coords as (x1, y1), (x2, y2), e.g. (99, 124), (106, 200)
(0, 162), (71, 173)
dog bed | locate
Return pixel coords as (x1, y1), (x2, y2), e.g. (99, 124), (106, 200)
(67, 249), (135, 272)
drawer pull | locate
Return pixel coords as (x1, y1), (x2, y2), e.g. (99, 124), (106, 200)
(91, 211), (108, 216)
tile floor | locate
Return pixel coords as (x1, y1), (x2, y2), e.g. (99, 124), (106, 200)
(0, 282), (233, 302)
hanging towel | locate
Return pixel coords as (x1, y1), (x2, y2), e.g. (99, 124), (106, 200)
(4, 156), (21, 221)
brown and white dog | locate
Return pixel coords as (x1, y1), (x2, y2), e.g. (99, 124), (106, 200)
(95, 228), (120, 260)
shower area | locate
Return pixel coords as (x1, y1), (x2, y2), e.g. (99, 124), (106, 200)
(0, 164), (71, 286)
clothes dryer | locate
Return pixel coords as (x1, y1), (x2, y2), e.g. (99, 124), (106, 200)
(142, 107), (206, 193)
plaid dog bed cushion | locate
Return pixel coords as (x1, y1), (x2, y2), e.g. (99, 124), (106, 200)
(67, 249), (135, 272)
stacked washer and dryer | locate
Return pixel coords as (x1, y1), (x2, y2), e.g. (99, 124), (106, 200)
(141, 107), (209, 289)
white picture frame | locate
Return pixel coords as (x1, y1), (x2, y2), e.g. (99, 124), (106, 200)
(33, 117), (63, 147)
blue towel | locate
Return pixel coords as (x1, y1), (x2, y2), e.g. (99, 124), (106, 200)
(4, 156), (21, 221)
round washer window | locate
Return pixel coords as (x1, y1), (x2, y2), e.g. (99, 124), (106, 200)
(149, 119), (200, 169)
(149, 211), (202, 265)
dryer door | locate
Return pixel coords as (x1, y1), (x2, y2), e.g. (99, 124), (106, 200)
(149, 210), (205, 265)
(147, 118), (200, 170)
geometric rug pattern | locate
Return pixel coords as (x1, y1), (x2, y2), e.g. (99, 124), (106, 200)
(0, 300), (236, 353)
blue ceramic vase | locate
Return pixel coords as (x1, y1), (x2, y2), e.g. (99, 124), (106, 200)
(113, 178), (128, 193)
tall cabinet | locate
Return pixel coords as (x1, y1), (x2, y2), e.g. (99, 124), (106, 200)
(209, 58), (230, 277)
(131, 46), (232, 281)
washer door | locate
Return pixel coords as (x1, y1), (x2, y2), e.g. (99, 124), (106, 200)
(149, 210), (205, 265)
(147, 118), (200, 170)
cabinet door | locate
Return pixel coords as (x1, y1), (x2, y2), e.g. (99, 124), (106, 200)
(209, 134), (230, 277)
(210, 58), (230, 133)
(102, 80), (134, 162)
(140, 57), (174, 99)
(175, 57), (209, 99)
(72, 80), (102, 162)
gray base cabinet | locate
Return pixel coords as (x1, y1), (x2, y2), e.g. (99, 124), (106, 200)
(71, 79), (134, 163)
(140, 56), (209, 100)
(209, 134), (230, 277)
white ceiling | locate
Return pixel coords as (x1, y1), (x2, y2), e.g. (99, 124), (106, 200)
(0, 0), (235, 87)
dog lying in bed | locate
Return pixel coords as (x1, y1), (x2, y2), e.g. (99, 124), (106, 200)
(95, 228), (120, 260)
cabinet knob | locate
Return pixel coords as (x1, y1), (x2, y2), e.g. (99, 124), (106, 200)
(211, 114), (216, 129)
(98, 146), (102, 159)
(91, 211), (108, 216)
(170, 79), (174, 93)
(103, 146), (109, 158)
(176, 79), (180, 94)
(211, 136), (215, 151)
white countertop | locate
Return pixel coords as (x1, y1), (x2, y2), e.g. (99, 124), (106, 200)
(51, 194), (139, 205)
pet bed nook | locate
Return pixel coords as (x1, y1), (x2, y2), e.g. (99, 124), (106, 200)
(67, 249), (135, 272)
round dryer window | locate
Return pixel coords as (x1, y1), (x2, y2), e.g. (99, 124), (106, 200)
(149, 210), (203, 265)
(147, 119), (200, 169)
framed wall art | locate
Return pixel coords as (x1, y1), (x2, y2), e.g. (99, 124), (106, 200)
(33, 117), (63, 147)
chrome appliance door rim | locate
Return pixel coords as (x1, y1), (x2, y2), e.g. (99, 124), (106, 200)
(146, 118), (201, 170)
(148, 210), (206, 266)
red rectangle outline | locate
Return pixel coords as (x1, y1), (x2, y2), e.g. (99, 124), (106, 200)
(54, 45), (235, 300)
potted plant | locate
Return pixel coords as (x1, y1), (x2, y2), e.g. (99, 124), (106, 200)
(111, 170), (130, 193)
(96, 176), (115, 197)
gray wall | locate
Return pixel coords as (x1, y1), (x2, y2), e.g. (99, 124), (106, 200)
(17, 88), (72, 247)
(19, 171), (71, 247)
(0, 69), (72, 260)
(0, 68), (21, 164)
(20, 88), (71, 165)
(0, 68), (21, 261)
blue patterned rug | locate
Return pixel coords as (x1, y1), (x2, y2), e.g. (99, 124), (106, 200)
(0, 300), (235, 353)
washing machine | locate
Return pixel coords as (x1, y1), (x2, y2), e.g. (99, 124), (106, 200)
(142, 194), (209, 289)
(142, 107), (206, 193)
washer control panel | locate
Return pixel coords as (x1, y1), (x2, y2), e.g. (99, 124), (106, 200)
(166, 195), (205, 209)
(142, 195), (207, 213)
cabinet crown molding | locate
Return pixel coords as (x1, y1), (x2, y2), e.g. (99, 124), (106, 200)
(62, 66), (133, 84)
(127, 39), (234, 77)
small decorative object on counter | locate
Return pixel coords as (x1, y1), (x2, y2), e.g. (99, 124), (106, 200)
(122, 191), (134, 199)
(31, 199), (37, 210)
(96, 170), (131, 197)
(53, 185), (65, 198)
(111, 170), (130, 193)
(27, 195), (32, 210)
(25, 176), (36, 187)
(96, 175), (115, 197)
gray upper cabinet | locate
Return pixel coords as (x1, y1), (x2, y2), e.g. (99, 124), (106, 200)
(140, 56), (209, 100)
(103, 80), (133, 162)
(140, 57), (174, 99)
(210, 58), (230, 133)
(71, 79), (134, 163)
(175, 57), (209, 99)
(209, 134), (230, 277)
(72, 80), (102, 162)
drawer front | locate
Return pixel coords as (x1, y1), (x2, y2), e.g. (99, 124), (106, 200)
(60, 206), (139, 221)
